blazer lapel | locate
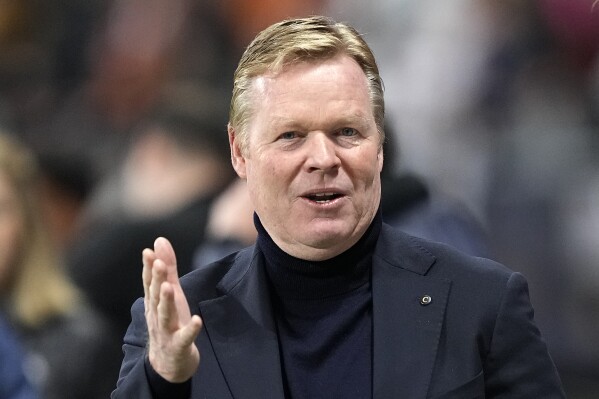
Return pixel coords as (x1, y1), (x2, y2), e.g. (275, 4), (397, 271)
(198, 248), (285, 399)
(372, 225), (451, 399)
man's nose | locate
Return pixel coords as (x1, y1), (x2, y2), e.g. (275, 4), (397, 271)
(304, 133), (340, 172)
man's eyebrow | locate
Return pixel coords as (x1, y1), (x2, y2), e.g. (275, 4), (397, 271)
(268, 116), (301, 131)
(340, 114), (371, 128)
(268, 114), (373, 130)
(327, 114), (372, 132)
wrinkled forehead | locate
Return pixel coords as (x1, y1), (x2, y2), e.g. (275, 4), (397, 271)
(249, 55), (370, 101)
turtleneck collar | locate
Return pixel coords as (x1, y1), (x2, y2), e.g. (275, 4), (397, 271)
(255, 208), (382, 300)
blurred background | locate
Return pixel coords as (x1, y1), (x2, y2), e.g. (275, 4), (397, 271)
(0, 0), (597, 397)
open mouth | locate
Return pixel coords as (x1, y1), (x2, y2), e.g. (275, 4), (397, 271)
(304, 192), (344, 203)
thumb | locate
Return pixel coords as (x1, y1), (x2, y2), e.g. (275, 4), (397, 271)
(178, 315), (203, 347)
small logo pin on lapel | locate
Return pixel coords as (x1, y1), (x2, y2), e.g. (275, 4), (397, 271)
(420, 295), (432, 306)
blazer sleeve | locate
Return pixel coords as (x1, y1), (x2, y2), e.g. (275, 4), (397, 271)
(483, 272), (565, 398)
(111, 298), (191, 399)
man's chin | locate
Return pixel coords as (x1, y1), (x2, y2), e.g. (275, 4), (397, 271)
(298, 228), (357, 257)
(305, 220), (350, 240)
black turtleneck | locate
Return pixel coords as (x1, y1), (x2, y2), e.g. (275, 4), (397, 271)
(255, 209), (382, 399)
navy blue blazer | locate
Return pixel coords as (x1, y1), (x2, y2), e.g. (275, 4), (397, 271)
(113, 224), (565, 398)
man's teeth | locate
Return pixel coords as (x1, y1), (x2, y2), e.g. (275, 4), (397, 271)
(308, 193), (339, 202)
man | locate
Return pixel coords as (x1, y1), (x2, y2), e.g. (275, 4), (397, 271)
(112, 16), (564, 398)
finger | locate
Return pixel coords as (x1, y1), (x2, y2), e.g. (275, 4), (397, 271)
(154, 237), (177, 268)
(154, 237), (179, 282)
(142, 248), (156, 302)
(177, 315), (203, 348)
(157, 281), (178, 331)
(149, 259), (167, 315)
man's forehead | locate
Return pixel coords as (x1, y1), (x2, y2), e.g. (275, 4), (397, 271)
(251, 55), (366, 91)
(244, 55), (375, 128)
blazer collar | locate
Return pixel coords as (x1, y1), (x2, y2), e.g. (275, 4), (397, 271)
(198, 247), (285, 399)
(199, 225), (451, 399)
(372, 224), (451, 399)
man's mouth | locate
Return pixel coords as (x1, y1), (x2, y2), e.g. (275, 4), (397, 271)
(304, 192), (344, 203)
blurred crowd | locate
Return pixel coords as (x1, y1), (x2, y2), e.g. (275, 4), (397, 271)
(0, 0), (597, 398)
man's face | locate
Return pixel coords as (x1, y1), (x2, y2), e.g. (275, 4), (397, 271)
(230, 54), (383, 261)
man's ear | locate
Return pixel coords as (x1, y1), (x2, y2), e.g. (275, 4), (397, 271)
(228, 124), (247, 179)
(377, 147), (384, 173)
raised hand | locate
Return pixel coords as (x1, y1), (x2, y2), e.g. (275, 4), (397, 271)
(142, 237), (203, 382)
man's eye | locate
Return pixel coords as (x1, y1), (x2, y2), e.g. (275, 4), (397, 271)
(339, 127), (357, 137)
(280, 132), (297, 140)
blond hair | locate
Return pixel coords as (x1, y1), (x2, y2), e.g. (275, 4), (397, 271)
(0, 133), (80, 328)
(229, 15), (385, 154)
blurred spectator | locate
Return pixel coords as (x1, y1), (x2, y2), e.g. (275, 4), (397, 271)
(0, 313), (39, 399)
(0, 132), (119, 399)
(67, 84), (235, 341)
(3, 0), (238, 196)
(34, 152), (96, 253)
(380, 119), (490, 257)
(193, 178), (258, 267)
(481, 2), (599, 395)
